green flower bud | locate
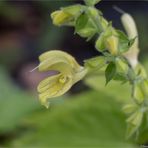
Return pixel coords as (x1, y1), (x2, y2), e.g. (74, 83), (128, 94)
(135, 63), (147, 78)
(133, 82), (145, 104)
(87, 7), (98, 17)
(95, 26), (112, 51)
(126, 111), (143, 126)
(87, 7), (108, 31)
(126, 111), (143, 138)
(122, 104), (138, 114)
(101, 17), (108, 30)
(143, 79), (148, 97)
(77, 28), (96, 38)
(75, 13), (97, 39)
(84, 56), (107, 71)
(115, 58), (129, 75)
(95, 26), (118, 54)
(95, 33), (106, 51)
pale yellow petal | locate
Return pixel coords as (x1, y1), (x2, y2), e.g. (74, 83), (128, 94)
(37, 74), (61, 93)
(39, 50), (81, 72)
(38, 58), (68, 72)
(39, 75), (73, 108)
(72, 67), (88, 84)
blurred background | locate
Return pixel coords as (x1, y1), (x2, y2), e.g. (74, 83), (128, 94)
(0, 0), (148, 147)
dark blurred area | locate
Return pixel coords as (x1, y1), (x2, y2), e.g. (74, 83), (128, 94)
(0, 0), (148, 147)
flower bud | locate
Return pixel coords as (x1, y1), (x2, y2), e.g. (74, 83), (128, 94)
(75, 13), (97, 39)
(95, 26), (113, 52)
(126, 111), (143, 126)
(126, 110), (143, 138)
(142, 79), (148, 97)
(105, 35), (118, 55)
(122, 104), (138, 114)
(101, 18), (108, 30)
(51, 10), (72, 26)
(133, 82), (145, 104)
(115, 58), (129, 75)
(77, 28), (96, 38)
(135, 63), (147, 78)
(87, 7), (98, 17)
(84, 56), (106, 71)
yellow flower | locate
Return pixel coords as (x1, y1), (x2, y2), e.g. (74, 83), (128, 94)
(121, 13), (139, 68)
(37, 50), (87, 108)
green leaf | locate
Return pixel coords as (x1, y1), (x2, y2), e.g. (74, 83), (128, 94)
(0, 68), (40, 133)
(116, 30), (128, 41)
(10, 90), (136, 147)
(105, 62), (116, 85)
(128, 37), (137, 47)
(113, 73), (128, 82)
(84, 0), (101, 6)
(84, 74), (131, 104)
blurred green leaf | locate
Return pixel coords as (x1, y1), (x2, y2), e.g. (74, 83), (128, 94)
(10, 90), (135, 147)
(85, 75), (131, 104)
(0, 67), (40, 133)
